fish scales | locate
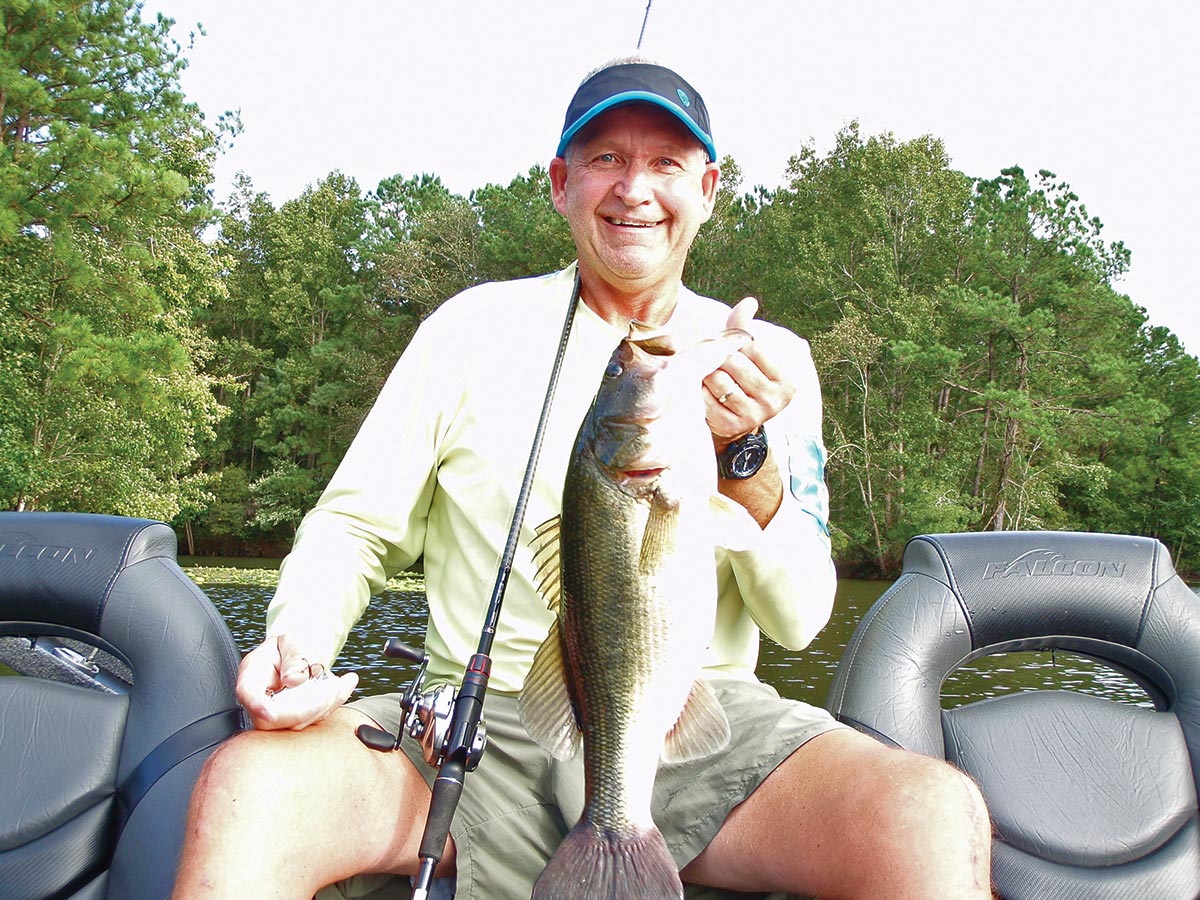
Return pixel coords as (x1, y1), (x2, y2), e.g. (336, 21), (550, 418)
(521, 325), (748, 900)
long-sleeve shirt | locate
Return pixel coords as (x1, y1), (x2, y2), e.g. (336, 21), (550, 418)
(265, 264), (836, 694)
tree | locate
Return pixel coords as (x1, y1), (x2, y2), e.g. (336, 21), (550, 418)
(946, 167), (1137, 532)
(240, 172), (395, 529)
(373, 172), (481, 321)
(739, 126), (972, 573)
(1, 0), (230, 517)
(474, 165), (574, 282)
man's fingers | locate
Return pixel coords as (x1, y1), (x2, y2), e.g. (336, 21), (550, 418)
(262, 671), (359, 732)
(235, 634), (346, 730)
(275, 633), (315, 688)
(236, 639), (284, 711)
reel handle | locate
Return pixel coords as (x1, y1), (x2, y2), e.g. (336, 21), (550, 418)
(356, 723), (399, 751)
(383, 638), (426, 663)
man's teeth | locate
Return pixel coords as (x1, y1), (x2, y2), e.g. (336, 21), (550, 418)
(611, 218), (655, 227)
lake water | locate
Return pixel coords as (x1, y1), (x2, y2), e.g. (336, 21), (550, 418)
(199, 577), (1159, 709)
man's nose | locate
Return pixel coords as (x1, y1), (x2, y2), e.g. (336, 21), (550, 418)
(614, 163), (653, 205)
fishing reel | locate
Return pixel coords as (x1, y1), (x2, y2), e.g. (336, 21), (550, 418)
(355, 638), (488, 771)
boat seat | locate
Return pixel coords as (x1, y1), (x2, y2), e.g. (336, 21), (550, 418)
(0, 512), (246, 900)
(826, 531), (1200, 899)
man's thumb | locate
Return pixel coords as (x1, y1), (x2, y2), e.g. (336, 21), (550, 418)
(727, 296), (759, 331)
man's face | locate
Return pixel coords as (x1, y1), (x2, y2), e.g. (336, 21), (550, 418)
(550, 104), (719, 295)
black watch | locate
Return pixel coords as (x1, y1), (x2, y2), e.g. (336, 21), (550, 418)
(717, 427), (768, 480)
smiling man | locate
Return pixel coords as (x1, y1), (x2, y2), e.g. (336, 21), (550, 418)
(173, 58), (993, 900)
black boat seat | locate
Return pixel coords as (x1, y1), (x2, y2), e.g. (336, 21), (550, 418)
(0, 512), (246, 900)
(826, 531), (1200, 900)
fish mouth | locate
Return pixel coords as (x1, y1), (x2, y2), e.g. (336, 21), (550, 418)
(617, 466), (667, 487)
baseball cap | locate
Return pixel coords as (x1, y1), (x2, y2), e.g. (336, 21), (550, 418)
(557, 62), (716, 162)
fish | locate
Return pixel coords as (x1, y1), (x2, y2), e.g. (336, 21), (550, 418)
(519, 322), (752, 900)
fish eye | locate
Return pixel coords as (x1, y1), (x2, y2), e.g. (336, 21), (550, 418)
(604, 360), (623, 378)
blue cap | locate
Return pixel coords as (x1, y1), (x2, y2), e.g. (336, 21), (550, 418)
(557, 63), (715, 162)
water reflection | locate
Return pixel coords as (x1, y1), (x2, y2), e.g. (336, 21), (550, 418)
(202, 578), (1158, 708)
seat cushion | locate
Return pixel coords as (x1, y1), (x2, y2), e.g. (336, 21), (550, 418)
(0, 677), (127, 900)
(945, 690), (1197, 866)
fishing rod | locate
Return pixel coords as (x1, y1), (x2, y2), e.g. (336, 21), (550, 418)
(637, 0), (654, 49)
(357, 270), (581, 899)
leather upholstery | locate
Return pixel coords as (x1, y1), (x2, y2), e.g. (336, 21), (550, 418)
(826, 531), (1200, 899)
(0, 512), (245, 900)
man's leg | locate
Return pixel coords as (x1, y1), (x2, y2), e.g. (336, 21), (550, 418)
(172, 707), (450, 900)
(681, 728), (992, 899)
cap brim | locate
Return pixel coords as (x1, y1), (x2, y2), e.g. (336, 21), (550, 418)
(556, 91), (717, 162)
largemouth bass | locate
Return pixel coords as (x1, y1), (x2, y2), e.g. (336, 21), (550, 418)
(519, 323), (751, 900)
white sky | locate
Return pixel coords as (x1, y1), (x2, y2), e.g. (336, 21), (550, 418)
(153, 0), (1199, 354)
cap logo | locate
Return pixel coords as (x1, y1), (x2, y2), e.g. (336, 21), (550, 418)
(676, 88), (692, 108)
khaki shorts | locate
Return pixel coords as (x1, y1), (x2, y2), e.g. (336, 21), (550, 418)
(330, 677), (842, 900)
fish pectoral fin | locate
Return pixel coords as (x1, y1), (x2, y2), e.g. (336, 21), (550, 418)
(662, 678), (731, 764)
(639, 490), (680, 572)
(531, 515), (563, 612)
(518, 621), (581, 760)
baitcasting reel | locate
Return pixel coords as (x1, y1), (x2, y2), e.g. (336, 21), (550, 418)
(355, 637), (487, 771)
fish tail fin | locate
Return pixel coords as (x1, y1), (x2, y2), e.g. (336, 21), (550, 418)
(531, 821), (683, 900)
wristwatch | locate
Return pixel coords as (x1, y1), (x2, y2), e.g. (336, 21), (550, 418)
(717, 427), (768, 480)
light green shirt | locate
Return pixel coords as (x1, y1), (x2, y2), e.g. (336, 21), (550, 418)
(267, 265), (835, 694)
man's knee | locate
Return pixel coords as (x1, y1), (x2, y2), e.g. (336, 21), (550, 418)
(873, 752), (991, 856)
(190, 728), (309, 818)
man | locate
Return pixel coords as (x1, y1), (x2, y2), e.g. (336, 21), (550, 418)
(174, 59), (992, 900)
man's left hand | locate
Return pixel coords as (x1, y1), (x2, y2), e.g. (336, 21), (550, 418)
(704, 297), (797, 450)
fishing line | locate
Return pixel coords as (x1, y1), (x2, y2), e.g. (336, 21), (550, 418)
(637, 0), (653, 49)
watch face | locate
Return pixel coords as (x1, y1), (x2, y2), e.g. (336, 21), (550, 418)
(729, 442), (768, 478)
(720, 428), (768, 479)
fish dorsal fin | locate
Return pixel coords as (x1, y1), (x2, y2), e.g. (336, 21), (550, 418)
(520, 515), (580, 759)
(662, 678), (731, 764)
(518, 620), (581, 760)
(531, 516), (562, 612)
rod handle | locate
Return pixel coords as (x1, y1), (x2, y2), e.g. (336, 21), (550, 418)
(419, 757), (465, 862)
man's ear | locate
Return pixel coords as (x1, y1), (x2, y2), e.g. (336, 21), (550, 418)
(550, 156), (569, 217)
(700, 162), (720, 219)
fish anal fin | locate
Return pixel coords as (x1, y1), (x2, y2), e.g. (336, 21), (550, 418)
(662, 678), (731, 764)
(518, 619), (580, 760)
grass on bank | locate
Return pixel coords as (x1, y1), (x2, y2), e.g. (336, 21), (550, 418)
(180, 558), (426, 593)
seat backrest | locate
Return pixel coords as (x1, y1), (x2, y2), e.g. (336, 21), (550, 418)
(0, 512), (246, 900)
(826, 531), (1200, 900)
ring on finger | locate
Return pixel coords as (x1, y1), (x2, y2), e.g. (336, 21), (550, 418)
(308, 661), (328, 680)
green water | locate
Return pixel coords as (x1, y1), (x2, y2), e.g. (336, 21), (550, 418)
(194, 573), (1156, 709)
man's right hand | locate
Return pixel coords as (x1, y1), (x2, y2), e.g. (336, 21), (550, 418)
(236, 633), (358, 731)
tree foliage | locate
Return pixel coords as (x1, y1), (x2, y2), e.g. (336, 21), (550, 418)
(1, 0), (229, 518)
(3, 7), (1197, 576)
